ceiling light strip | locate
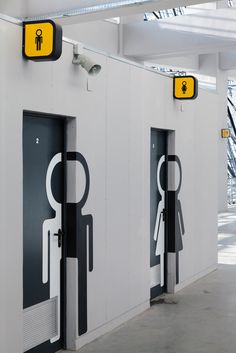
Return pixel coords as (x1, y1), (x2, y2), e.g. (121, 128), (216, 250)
(22, 0), (152, 21)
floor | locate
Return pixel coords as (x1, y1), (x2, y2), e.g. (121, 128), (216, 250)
(65, 208), (236, 353)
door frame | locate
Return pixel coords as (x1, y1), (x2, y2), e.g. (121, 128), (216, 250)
(150, 127), (169, 297)
(23, 110), (68, 350)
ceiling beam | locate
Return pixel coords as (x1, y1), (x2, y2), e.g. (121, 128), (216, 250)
(123, 23), (236, 60)
(123, 8), (236, 60)
(220, 51), (236, 70)
(145, 55), (200, 71)
(1, 0), (217, 24)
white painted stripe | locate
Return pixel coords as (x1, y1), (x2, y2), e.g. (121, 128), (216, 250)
(42, 153), (62, 343)
(42, 153), (62, 284)
(46, 153), (62, 212)
(160, 254), (164, 287)
(153, 155), (165, 288)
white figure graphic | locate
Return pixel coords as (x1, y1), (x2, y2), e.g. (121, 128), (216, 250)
(153, 155), (165, 287)
(42, 153), (62, 343)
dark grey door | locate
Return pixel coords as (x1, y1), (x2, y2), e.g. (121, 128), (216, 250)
(150, 129), (167, 299)
(23, 113), (65, 353)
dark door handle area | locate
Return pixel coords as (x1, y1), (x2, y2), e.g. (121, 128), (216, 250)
(162, 208), (167, 222)
(54, 229), (63, 248)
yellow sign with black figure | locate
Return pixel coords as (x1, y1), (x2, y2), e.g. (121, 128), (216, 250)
(173, 76), (198, 100)
(221, 129), (230, 138)
(22, 20), (62, 61)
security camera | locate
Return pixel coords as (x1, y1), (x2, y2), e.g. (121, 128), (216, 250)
(72, 53), (101, 76)
(72, 44), (101, 76)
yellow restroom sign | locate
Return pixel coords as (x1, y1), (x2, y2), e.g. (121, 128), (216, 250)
(22, 20), (62, 61)
(173, 76), (198, 100)
(221, 129), (230, 138)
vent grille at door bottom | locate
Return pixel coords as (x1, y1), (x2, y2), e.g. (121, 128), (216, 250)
(23, 297), (58, 352)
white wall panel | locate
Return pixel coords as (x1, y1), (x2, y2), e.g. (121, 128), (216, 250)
(0, 19), (219, 353)
(64, 21), (119, 55)
(106, 59), (132, 319)
(128, 66), (150, 305)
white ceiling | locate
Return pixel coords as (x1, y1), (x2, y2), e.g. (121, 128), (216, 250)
(0, 0), (217, 23)
(123, 7), (236, 70)
(124, 7), (236, 54)
(2, 0), (235, 71)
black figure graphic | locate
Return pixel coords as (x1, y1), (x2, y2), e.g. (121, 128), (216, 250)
(181, 81), (187, 94)
(167, 155), (185, 285)
(35, 29), (43, 51)
(66, 152), (93, 336)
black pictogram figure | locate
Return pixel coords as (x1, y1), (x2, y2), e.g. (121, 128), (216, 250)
(181, 81), (187, 94)
(35, 29), (43, 51)
(167, 155), (185, 285)
(66, 152), (93, 336)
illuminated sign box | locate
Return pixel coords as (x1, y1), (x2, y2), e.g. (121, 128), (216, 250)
(221, 129), (230, 138)
(173, 76), (198, 100)
(22, 20), (62, 61)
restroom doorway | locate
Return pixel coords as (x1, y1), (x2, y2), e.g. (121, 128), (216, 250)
(23, 111), (67, 353)
(150, 128), (168, 299)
